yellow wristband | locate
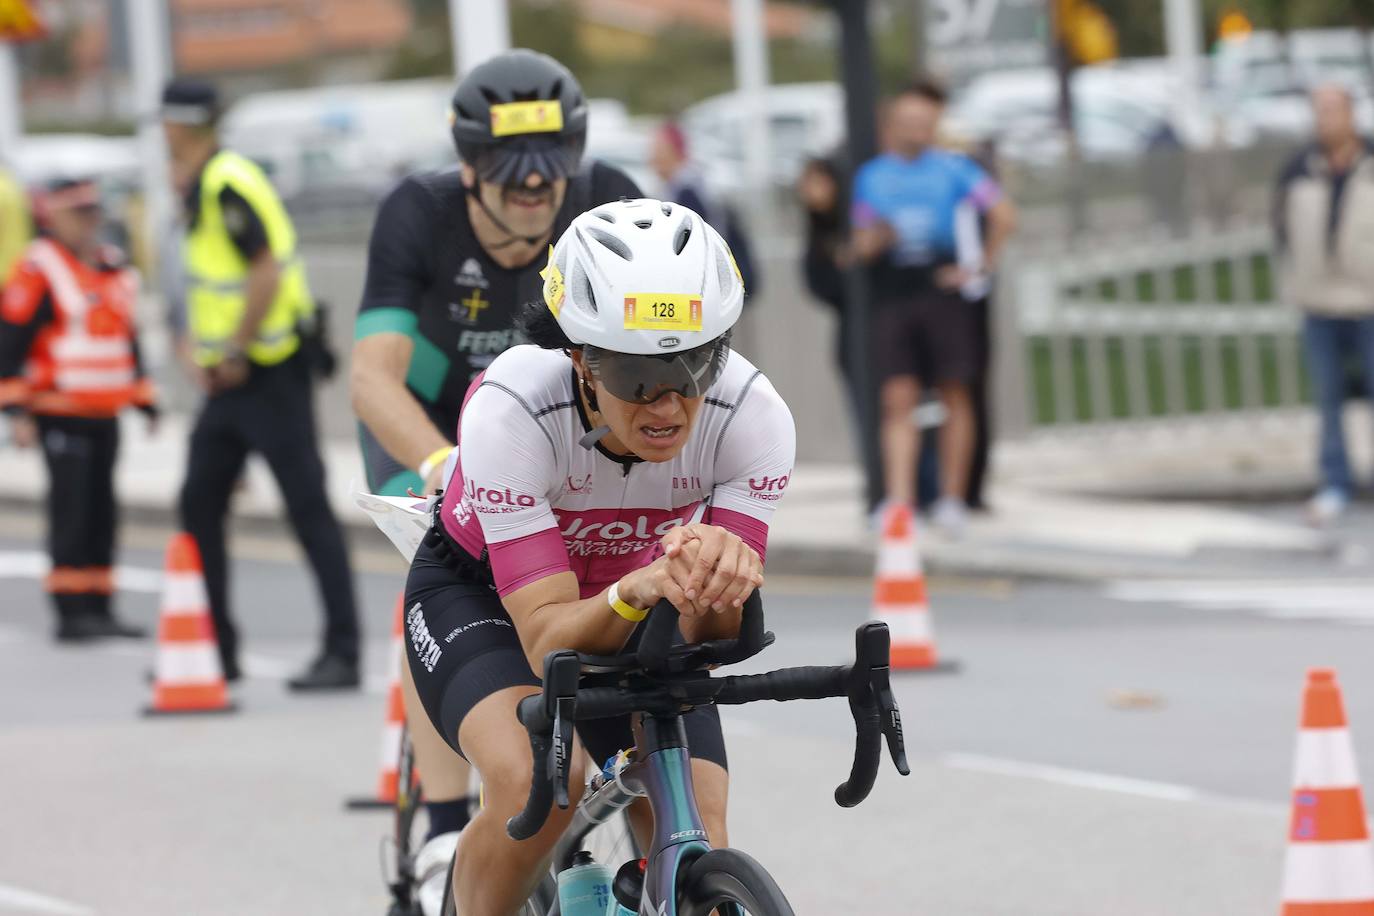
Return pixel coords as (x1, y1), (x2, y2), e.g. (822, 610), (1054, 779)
(607, 581), (649, 623)
(417, 446), (454, 481)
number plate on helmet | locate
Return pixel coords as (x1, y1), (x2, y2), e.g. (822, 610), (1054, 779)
(489, 100), (564, 137)
(623, 294), (702, 332)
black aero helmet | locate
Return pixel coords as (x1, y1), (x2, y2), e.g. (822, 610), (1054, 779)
(449, 49), (588, 186)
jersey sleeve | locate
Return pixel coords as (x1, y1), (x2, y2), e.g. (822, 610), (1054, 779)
(706, 374), (797, 563)
(355, 177), (437, 340)
(457, 383), (572, 595)
(217, 185), (270, 261)
(953, 154), (1002, 212)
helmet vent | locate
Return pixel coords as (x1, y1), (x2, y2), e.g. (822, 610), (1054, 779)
(633, 219), (653, 229)
(672, 220), (692, 255)
(571, 262), (599, 315)
(660, 202), (673, 216)
(592, 206), (616, 223)
(586, 227), (633, 261)
(549, 78), (563, 99)
(715, 240), (736, 291)
(480, 87), (503, 106)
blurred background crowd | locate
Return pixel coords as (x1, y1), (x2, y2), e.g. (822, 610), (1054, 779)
(2, 0), (1374, 561)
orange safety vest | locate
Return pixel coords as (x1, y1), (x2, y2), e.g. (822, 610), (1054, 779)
(1, 238), (153, 418)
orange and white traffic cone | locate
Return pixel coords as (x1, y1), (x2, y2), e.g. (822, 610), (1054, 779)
(1281, 668), (1374, 915)
(873, 503), (955, 672)
(346, 594), (407, 810)
(144, 533), (234, 715)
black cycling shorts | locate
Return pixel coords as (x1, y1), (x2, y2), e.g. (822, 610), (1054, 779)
(403, 534), (728, 772)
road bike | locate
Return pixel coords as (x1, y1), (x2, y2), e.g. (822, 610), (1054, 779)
(442, 593), (909, 914)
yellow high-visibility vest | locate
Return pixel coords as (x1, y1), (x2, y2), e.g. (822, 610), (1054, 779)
(0, 166), (32, 281)
(184, 150), (313, 367)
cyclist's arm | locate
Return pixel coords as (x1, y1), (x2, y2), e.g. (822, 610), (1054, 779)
(679, 373), (797, 643)
(352, 333), (451, 481)
(351, 179), (451, 482)
(501, 553), (695, 672)
(456, 384), (700, 670)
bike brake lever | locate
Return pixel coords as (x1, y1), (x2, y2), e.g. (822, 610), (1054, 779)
(545, 651), (581, 810)
(552, 695), (574, 808)
(870, 667), (910, 776)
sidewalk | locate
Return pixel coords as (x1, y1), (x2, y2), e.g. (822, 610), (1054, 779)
(0, 409), (1367, 581)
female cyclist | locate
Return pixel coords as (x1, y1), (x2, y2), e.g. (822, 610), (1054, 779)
(403, 198), (795, 915)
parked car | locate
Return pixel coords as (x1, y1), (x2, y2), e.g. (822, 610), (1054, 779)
(679, 82), (846, 193)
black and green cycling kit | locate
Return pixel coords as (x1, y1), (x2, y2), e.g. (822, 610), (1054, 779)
(354, 161), (641, 495)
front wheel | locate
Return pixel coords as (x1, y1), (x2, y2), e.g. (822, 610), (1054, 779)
(439, 854), (555, 916)
(678, 848), (795, 916)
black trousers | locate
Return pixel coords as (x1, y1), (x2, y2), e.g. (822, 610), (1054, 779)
(37, 415), (120, 622)
(178, 355), (359, 667)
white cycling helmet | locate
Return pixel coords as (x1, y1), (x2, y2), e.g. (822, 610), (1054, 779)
(542, 198), (744, 403)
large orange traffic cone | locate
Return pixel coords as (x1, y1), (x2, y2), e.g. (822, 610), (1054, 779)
(1281, 668), (1374, 915)
(873, 503), (955, 672)
(144, 533), (234, 715)
(346, 594), (407, 810)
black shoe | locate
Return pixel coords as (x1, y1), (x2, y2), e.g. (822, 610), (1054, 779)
(88, 616), (147, 639)
(221, 657), (242, 683)
(55, 616), (113, 643)
(287, 654), (360, 692)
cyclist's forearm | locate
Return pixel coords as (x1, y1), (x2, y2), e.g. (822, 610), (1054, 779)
(351, 364), (450, 471)
(516, 585), (638, 671)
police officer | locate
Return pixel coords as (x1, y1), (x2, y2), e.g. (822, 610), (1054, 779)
(161, 78), (360, 690)
(350, 49), (639, 912)
(0, 177), (156, 641)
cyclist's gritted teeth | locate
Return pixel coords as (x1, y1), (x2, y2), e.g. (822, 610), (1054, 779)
(639, 423), (683, 447)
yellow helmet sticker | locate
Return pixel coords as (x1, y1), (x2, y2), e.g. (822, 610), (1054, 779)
(490, 99), (564, 138)
(540, 245), (565, 315)
(623, 294), (703, 332)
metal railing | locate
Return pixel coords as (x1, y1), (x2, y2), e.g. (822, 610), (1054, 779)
(996, 227), (1308, 439)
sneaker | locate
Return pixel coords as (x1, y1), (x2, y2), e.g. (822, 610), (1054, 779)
(286, 654), (360, 691)
(1307, 488), (1350, 527)
(55, 616), (115, 643)
(931, 497), (969, 539)
(87, 616), (147, 639)
(414, 831), (461, 916)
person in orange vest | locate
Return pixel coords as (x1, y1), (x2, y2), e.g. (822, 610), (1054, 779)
(0, 177), (158, 641)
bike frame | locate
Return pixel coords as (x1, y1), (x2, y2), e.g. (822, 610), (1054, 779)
(551, 713), (736, 916)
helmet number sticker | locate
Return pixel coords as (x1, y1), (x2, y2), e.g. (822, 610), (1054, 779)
(490, 100), (564, 137)
(623, 294), (702, 332)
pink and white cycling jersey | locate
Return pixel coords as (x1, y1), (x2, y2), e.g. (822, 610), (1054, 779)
(439, 345), (796, 598)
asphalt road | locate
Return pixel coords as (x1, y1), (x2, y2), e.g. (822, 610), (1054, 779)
(1, 516), (1370, 915)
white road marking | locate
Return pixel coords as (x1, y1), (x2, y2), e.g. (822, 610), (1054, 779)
(0, 550), (162, 594)
(0, 883), (95, 915)
(943, 752), (1202, 802)
(1105, 579), (1374, 625)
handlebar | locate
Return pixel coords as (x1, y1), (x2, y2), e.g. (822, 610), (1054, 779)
(635, 593), (769, 673)
(505, 610), (910, 841)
